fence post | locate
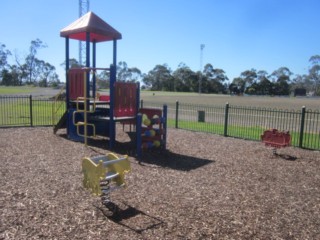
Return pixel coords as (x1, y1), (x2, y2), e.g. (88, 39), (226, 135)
(175, 101), (179, 128)
(224, 102), (229, 137)
(140, 99), (143, 109)
(299, 106), (306, 148)
(29, 95), (33, 127)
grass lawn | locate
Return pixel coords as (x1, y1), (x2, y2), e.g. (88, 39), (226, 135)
(0, 86), (38, 94)
(140, 91), (320, 110)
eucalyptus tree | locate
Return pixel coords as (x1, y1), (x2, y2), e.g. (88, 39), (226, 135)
(0, 43), (11, 71)
(308, 55), (320, 95)
(203, 63), (228, 93)
(257, 71), (273, 95)
(269, 67), (292, 95)
(142, 64), (173, 91)
(173, 63), (197, 92)
(25, 39), (47, 83)
(34, 59), (59, 87)
(232, 69), (257, 94)
(117, 61), (142, 82)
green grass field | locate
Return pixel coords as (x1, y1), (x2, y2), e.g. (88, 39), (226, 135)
(1, 86), (319, 110)
(1, 87), (319, 150)
(141, 91), (320, 110)
(0, 86), (38, 94)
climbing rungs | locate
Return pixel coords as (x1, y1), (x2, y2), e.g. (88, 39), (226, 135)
(76, 121), (85, 125)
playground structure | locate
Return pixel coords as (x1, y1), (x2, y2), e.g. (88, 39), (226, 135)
(82, 153), (131, 206)
(56, 12), (167, 208)
(261, 128), (291, 154)
(54, 11), (167, 156)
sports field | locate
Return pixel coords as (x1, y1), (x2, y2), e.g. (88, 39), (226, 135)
(1, 87), (319, 110)
(141, 91), (320, 110)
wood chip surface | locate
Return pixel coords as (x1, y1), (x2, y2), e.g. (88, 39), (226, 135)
(0, 126), (319, 239)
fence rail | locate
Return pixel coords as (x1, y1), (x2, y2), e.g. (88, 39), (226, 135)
(141, 100), (320, 151)
(0, 95), (65, 127)
(1, 96), (319, 150)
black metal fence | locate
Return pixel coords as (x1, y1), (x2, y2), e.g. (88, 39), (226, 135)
(1, 96), (319, 150)
(0, 95), (65, 127)
(141, 100), (320, 151)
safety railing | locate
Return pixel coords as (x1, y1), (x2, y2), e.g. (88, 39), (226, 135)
(140, 100), (320, 151)
(1, 96), (319, 150)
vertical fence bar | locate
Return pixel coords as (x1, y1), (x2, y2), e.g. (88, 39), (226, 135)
(299, 106), (306, 148)
(140, 99), (144, 109)
(224, 102), (229, 137)
(175, 101), (179, 129)
(29, 95), (33, 127)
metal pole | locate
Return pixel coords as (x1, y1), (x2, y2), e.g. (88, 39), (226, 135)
(92, 40), (96, 98)
(29, 95), (33, 127)
(199, 44), (205, 94)
(224, 102), (229, 137)
(299, 106), (306, 148)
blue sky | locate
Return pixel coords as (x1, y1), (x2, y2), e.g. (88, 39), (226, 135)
(1, 0), (319, 82)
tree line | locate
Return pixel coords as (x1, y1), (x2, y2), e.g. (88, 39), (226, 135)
(139, 59), (320, 96)
(1, 39), (319, 96)
(0, 39), (60, 87)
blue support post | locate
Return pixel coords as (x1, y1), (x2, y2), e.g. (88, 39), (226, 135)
(109, 64), (116, 149)
(86, 32), (90, 100)
(136, 113), (142, 161)
(65, 37), (70, 110)
(65, 37), (70, 136)
(163, 105), (168, 150)
(113, 39), (117, 67)
(92, 40), (96, 98)
(136, 82), (140, 114)
(108, 39), (117, 149)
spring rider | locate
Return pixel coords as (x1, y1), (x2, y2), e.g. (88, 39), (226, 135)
(82, 153), (131, 206)
(261, 128), (291, 155)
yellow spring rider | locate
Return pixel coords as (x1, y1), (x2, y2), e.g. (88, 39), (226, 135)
(82, 153), (131, 206)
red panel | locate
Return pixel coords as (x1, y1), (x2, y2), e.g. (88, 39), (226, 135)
(261, 129), (291, 148)
(99, 95), (110, 102)
(114, 82), (137, 117)
(68, 69), (85, 100)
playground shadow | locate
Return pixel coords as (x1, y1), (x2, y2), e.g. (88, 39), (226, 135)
(57, 133), (214, 171)
(95, 201), (165, 234)
(87, 138), (214, 172)
(137, 150), (215, 171)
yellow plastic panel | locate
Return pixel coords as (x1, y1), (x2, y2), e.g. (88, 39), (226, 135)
(82, 153), (131, 196)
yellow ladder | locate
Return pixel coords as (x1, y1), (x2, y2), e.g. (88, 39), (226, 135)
(72, 70), (97, 146)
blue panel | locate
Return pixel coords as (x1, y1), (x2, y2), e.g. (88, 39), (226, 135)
(67, 109), (84, 142)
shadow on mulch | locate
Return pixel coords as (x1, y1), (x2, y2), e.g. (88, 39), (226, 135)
(274, 153), (297, 161)
(138, 150), (214, 171)
(95, 202), (165, 234)
(263, 147), (298, 161)
(57, 133), (214, 171)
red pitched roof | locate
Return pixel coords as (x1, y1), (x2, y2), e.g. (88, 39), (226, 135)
(60, 11), (122, 42)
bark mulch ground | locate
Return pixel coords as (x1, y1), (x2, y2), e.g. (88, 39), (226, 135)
(0, 126), (319, 240)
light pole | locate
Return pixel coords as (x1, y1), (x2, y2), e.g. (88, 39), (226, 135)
(199, 44), (205, 94)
